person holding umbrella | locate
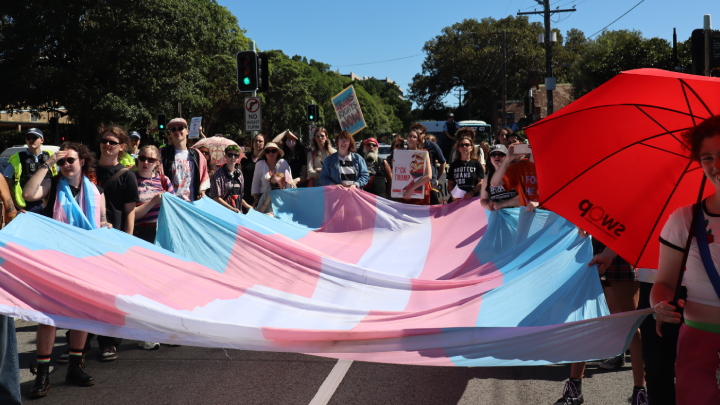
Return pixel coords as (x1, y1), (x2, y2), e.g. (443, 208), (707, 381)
(652, 116), (720, 405)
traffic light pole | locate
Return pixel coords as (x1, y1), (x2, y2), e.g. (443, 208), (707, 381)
(251, 40), (259, 136)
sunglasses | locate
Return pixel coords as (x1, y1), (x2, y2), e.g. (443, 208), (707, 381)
(169, 126), (186, 133)
(57, 157), (77, 166)
(138, 156), (157, 163)
(265, 149), (278, 154)
(393, 144), (404, 148)
(226, 153), (240, 158)
(459, 143), (472, 148)
(316, 133), (327, 138)
(100, 139), (120, 146)
(490, 153), (506, 158)
(26, 136), (40, 141)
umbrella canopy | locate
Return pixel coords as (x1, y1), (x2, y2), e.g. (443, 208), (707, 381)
(525, 69), (720, 269)
(193, 136), (244, 168)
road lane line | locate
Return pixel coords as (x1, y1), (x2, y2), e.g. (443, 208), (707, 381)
(308, 360), (353, 405)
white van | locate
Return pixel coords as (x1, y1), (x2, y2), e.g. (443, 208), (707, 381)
(0, 145), (60, 174)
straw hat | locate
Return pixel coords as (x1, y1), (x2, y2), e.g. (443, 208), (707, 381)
(258, 142), (284, 159)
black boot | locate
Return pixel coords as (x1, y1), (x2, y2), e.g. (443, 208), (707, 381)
(30, 362), (51, 398)
(65, 355), (95, 386)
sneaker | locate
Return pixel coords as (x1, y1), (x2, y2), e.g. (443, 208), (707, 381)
(554, 379), (584, 405)
(138, 341), (160, 350)
(630, 387), (648, 405)
(100, 345), (117, 362)
(599, 354), (625, 370)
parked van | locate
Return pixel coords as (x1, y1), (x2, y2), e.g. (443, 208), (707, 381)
(0, 145), (60, 174)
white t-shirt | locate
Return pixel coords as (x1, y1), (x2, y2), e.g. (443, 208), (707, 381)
(172, 150), (195, 202)
(251, 159), (292, 195)
(660, 201), (720, 307)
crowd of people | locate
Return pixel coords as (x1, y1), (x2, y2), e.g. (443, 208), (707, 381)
(0, 114), (717, 405)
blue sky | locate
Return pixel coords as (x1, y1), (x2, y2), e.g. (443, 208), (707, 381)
(219, 0), (717, 107)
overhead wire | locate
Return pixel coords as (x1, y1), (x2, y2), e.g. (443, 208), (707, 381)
(587, 0), (645, 39)
(331, 54), (423, 68)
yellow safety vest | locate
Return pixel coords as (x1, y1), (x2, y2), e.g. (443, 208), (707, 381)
(9, 151), (58, 208)
(119, 153), (137, 171)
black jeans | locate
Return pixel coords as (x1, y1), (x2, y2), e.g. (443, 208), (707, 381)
(638, 282), (684, 405)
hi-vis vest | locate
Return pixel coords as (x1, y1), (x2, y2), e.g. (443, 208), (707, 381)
(9, 150), (57, 208)
(119, 153), (137, 171)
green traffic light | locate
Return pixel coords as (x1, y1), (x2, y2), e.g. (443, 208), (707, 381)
(243, 77), (250, 85)
(159, 125), (164, 129)
(309, 115), (314, 120)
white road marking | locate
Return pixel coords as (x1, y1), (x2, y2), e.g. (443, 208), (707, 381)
(308, 360), (353, 405)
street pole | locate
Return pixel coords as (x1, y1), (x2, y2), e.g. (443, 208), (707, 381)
(704, 15), (712, 77)
(503, 30), (507, 128)
(544, 0), (553, 116)
(251, 40), (259, 136)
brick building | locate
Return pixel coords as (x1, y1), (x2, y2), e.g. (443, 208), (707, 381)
(0, 108), (72, 132)
(505, 83), (574, 125)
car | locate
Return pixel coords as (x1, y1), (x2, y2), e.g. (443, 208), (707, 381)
(377, 143), (392, 161)
(0, 145), (61, 174)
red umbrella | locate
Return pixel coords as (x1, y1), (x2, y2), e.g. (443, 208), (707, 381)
(525, 69), (720, 269)
(193, 136), (244, 168)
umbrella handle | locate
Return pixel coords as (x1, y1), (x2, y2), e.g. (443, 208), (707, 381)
(671, 174), (707, 304)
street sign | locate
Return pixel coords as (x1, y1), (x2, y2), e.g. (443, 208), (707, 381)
(309, 124), (317, 145)
(244, 97), (262, 132)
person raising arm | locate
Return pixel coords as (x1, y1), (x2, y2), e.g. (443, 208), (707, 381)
(490, 143), (539, 212)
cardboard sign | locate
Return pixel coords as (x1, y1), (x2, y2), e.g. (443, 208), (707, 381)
(188, 117), (202, 139)
(331, 85), (366, 135)
(391, 150), (427, 199)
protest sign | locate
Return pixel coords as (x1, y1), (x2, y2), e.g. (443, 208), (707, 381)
(331, 85), (366, 135)
(188, 117), (202, 139)
(391, 149), (427, 199)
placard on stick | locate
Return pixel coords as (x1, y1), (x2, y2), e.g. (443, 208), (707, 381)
(391, 149), (427, 199)
(331, 85), (366, 135)
(188, 117), (202, 139)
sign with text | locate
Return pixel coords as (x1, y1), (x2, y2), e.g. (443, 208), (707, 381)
(331, 85), (366, 135)
(188, 117), (202, 139)
(391, 150), (427, 199)
(244, 97), (262, 131)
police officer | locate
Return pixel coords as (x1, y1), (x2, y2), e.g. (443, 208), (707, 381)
(3, 128), (56, 213)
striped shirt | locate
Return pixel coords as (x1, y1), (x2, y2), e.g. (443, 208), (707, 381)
(136, 173), (174, 225)
(338, 154), (356, 182)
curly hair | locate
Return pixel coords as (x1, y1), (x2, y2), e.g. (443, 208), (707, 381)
(59, 142), (97, 183)
(683, 115), (720, 161)
(98, 124), (129, 158)
(336, 130), (356, 153)
(453, 136), (478, 161)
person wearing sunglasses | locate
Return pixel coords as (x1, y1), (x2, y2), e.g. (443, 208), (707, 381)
(447, 136), (484, 201)
(307, 127), (336, 187)
(3, 128), (57, 214)
(274, 130), (307, 187)
(251, 142), (292, 209)
(158, 118), (210, 203)
(209, 145), (250, 213)
(133, 145), (174, 244)
(22, 142), (109, 398)
(479, 144), (520, 211)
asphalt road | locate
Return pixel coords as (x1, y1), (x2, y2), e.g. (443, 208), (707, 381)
(15, 319), (640, 405)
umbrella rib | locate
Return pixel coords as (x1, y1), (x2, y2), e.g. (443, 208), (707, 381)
(638, 143), (689, 159)
(679, 81), (697, 127)
(632, 159), (695, 268)
(541, 129), (692, 206)
(526, 104), (701, 130)
(679, 78), (714, 117)
(635, 105), (687, 147)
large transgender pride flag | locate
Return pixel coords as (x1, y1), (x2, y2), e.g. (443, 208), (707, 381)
(0, 187), (649, 367)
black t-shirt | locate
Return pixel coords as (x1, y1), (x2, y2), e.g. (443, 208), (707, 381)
(43, 176), (104, 219)
(239, 156), (257, 200)
(285, 151), (306, 187)
(447, 159), (484, 197)
(484, 165), (519, 203)
(96, 163), (140, 231)
(422, 140), (446, 186)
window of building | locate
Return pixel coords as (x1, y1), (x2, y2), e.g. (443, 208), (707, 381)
(30, 112), (39, 122)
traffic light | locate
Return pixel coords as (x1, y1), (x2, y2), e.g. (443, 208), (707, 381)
(157, 114), (166, 131)
(257, 52), (269, 93)
(237, 51), (259, 92)
(307, 104), (318, 122)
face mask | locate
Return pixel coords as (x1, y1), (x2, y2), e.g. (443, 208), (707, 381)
(286, 140), (296, 148)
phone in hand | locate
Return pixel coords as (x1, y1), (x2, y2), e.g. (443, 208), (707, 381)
(514, 144), (532, 154)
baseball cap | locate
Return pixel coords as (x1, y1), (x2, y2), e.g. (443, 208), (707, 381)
(26, 128), (44, 139)
(489, 144), (508, 155)
(447, 113), (454, 118)
(129, 131), (141, 139)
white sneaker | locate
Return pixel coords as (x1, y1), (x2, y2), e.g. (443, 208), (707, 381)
(138, 342), (160, 350)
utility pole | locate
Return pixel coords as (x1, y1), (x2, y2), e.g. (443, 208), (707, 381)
(503, 30), (507, 127)
(704, 15), (712, 77)
(518, 3), (575, 117)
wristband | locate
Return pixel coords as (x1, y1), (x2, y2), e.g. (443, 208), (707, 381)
(40, 163), (50, 171)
